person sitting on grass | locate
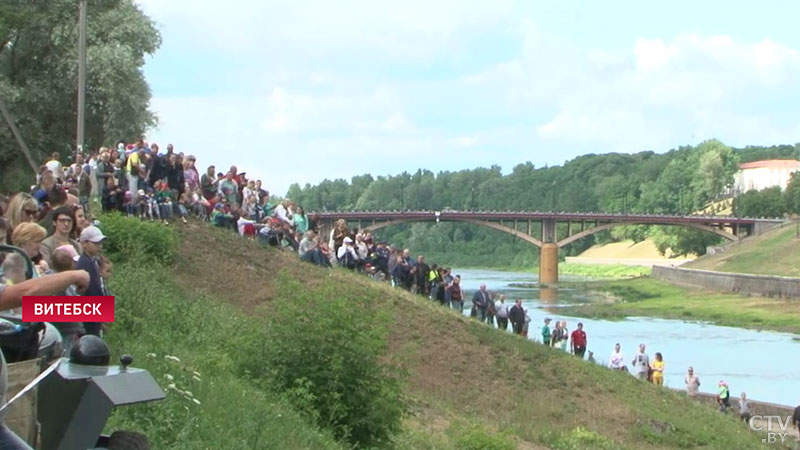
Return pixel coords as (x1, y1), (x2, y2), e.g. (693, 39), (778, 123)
(298, 231), (331, 267)
(211, 203), (234, 228)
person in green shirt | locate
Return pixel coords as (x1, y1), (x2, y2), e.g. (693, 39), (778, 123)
(293, 206), (308, 233)
(541, 318), (552, 345)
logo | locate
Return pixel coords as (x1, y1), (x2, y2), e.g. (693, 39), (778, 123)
(22, 296), (115, 322)
(748, 415), (793, 445)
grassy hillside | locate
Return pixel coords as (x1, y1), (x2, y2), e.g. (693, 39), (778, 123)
(102, 216), (771, 449)
(686, 224), (800, 276)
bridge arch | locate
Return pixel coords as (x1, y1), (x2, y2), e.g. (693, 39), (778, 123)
(555, 221), (738, 248)
(359, 218), (544, 248)
(357, 217), (736, 249)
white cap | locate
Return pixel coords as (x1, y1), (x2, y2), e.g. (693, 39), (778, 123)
(79, 225), (106, 243)
(343, 237), (354, 244)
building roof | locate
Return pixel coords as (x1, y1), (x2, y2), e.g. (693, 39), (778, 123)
(738, 159), (800, 170)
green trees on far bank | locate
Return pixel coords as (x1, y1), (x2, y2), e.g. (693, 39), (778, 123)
(290, 141), (799, 261)
(733, 173), (800, 218)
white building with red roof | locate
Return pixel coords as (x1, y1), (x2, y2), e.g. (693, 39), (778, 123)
(734, 159), (800, 194)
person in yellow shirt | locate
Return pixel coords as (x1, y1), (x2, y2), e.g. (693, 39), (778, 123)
(125, 149), (141, 192)
(651, 352), (664, 386)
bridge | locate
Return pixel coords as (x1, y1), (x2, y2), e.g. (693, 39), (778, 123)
(313, 211), (784, 285)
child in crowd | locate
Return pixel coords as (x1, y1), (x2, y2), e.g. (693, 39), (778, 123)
(176, 192), (190, 224)
(124, 190), (137, 217)
(242, 195), (259, 221)
(98, 255), (113, 297)
(155, 181), (173, 224)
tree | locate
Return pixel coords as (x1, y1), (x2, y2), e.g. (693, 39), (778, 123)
(733, 187), (786, 218)
(0, 0), (160, 191)
(785, 172), (800, 215)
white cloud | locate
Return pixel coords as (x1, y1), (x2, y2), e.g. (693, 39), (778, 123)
(137, 1), (800, 195)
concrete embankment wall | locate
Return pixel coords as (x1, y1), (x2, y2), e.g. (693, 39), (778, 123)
(652, 266), (800, 299)
(683, 391), (795, 418)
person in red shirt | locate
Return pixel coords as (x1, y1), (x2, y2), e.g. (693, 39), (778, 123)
(571, 322), (587, 358)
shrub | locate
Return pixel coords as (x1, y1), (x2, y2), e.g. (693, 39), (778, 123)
(97, 212), (178, 264)
(454, 428), (515, 450)
(550, 427), (617, 450)
(244, 273), (405, 448)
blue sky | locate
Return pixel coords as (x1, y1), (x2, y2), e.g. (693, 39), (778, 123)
(136, 0), (800, 195)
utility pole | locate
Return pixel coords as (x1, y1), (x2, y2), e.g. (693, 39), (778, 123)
(76, 0), (87, 160)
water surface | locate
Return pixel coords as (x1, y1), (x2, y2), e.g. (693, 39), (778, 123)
(450, 268), (799, 406)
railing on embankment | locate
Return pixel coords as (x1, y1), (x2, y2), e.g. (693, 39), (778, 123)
(652, 266), (800, 299)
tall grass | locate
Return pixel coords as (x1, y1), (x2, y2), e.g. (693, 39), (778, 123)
(104, 259), (345, 450)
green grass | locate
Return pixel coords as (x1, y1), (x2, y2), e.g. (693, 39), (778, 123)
(99, 216), (772, 449)
(559, 263), (652, 279)
(563, 278), (800, 334)
(429, 261), (651, 279)
(103, 259), (345, 450)
(687, 224), (800, 277)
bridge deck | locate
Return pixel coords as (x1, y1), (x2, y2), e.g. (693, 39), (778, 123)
(313, 210), (782, 226)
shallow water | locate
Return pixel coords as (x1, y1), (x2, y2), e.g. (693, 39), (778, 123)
(450, 268), (800, 406)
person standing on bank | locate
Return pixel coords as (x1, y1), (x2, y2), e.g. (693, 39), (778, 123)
(541, 318), (552, 346)
(685, 367), (701, 396)
(76, 225), (107, 337)
(508, 298), (525, 335)
(571, 322), (587, 358)
(472, 284), (490, 324)
(632, 344), (650, 380)
(739, 393), (751, 423)
(651, 352), (665, 386)
(494, 295), (509, 331)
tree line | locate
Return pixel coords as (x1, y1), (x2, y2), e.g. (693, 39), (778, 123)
(288, 141), (800, 265)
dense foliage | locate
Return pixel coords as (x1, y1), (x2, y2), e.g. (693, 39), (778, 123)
(244, 275), (405, 449)
(289, 141), (799, 261)
(99, 211), (178, 264)
(0, 0), (160, 191)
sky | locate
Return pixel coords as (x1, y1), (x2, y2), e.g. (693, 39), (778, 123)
(136, 0), (800, 196)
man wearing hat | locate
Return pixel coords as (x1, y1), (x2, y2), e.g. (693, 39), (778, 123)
(75, 225), (107, 337)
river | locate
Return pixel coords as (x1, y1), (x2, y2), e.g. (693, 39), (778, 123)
(451, 268), (800, 406)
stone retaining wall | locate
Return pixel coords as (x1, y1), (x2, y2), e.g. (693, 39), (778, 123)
(652, 266), (800, 299)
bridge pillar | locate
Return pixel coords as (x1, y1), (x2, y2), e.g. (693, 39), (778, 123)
(539, 243), (558, 286)
(539, 219), (558, 286)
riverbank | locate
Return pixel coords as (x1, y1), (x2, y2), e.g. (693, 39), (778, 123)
(436, 262), (652, 279)
(563, 278), (800, 335)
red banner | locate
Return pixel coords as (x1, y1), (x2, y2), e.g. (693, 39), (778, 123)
(22, 296), (115, 322)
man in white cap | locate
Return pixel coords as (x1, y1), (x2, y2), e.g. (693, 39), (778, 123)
(75, 225), (107, 336)
(336, 236), (359, 269)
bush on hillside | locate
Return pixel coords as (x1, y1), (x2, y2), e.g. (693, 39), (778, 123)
(98, 212), (178, 264)
(454, 427), (515, 450)
(242, 273), (405, 449)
